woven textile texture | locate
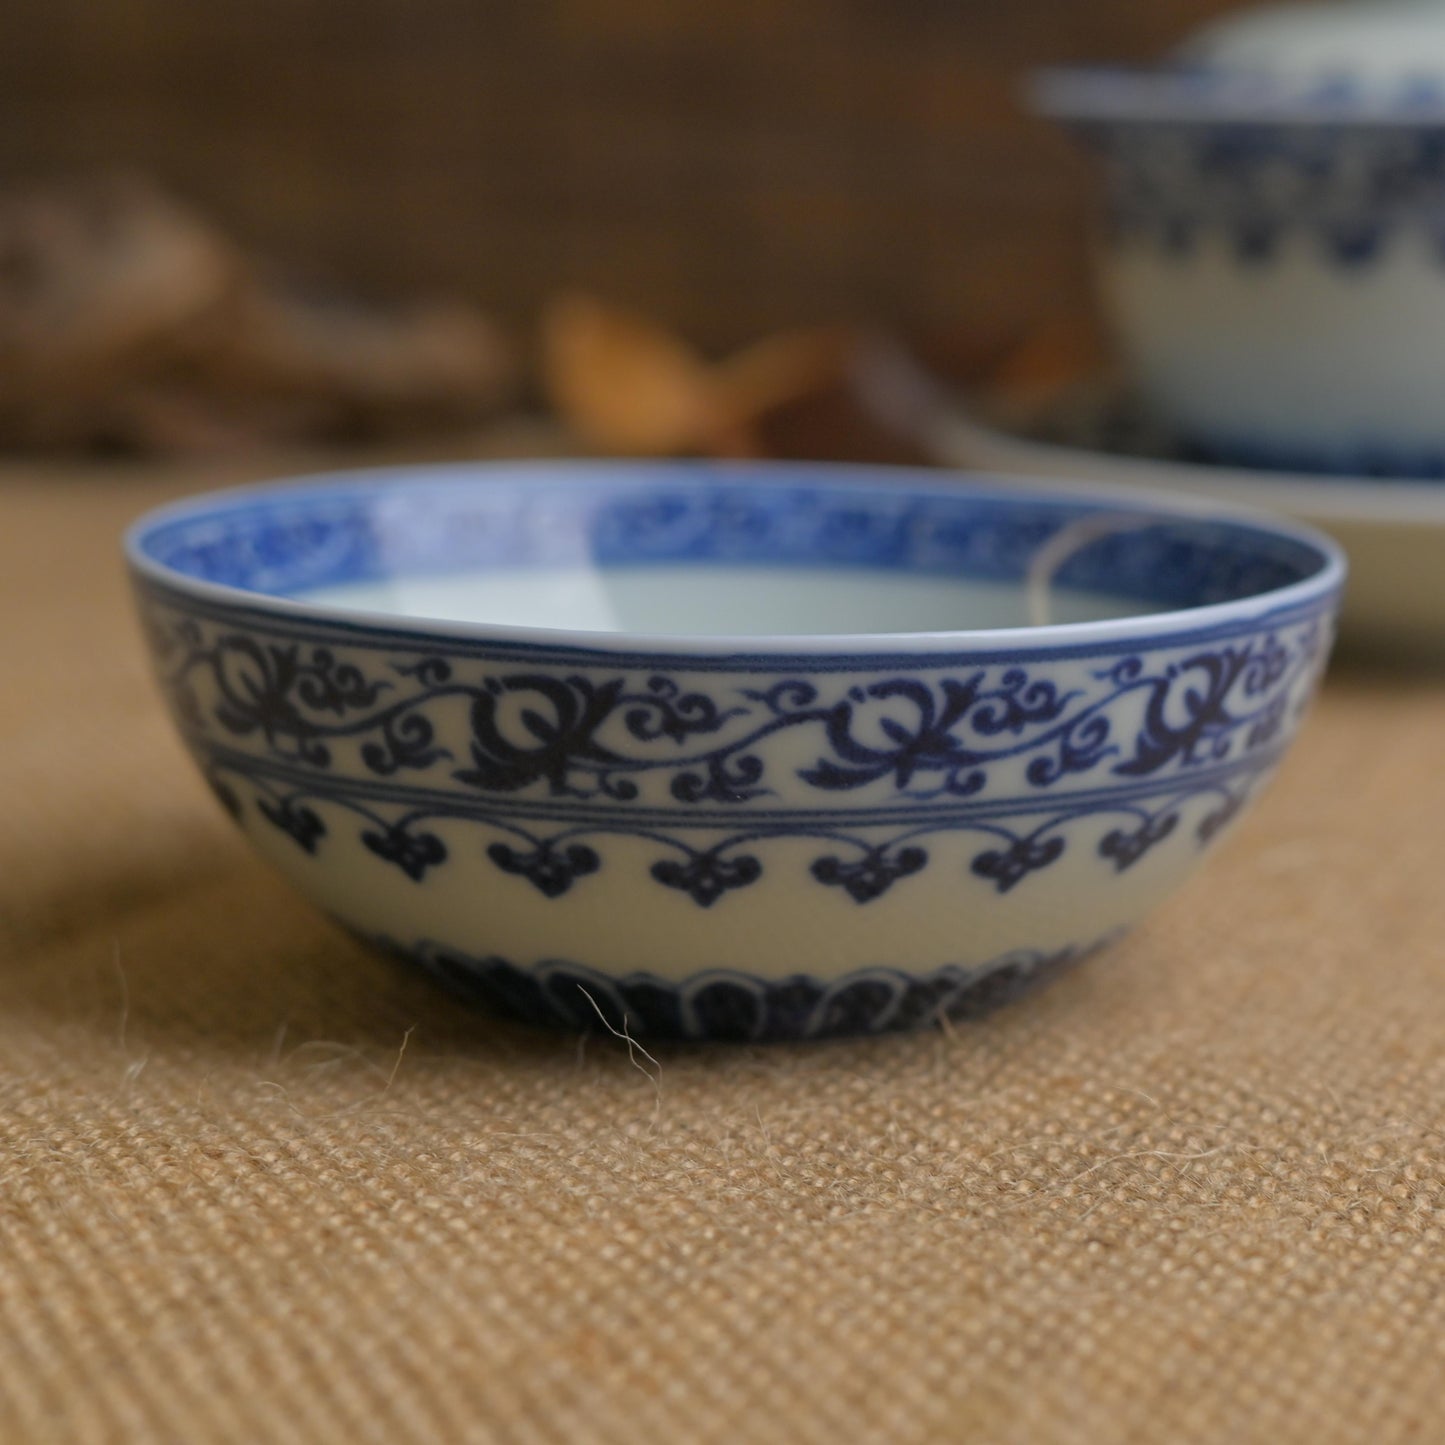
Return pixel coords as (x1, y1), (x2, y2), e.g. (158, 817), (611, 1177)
(1, 460), (1443, 1445)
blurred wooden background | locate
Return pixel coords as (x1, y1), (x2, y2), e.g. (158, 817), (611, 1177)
(1, 0), (1247, 350)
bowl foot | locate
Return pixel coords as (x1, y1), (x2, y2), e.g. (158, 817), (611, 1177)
(371, 937), (1111, 1044)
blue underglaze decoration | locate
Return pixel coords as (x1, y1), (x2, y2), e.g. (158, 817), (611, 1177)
(1075, 117), (1445, 268)
(382, 937), (1106, 1041)
(190, 752), (1280, 900)
(143, 610), (1324, 806)
(140, 596), (1328, 903)
(130, 475), (1338, 913)
(133, 472), (1325, 614)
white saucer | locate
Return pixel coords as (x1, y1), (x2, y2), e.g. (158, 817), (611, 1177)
(926, 389), (1445, 657)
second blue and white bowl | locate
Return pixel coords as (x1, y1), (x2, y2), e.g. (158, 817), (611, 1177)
(126, 463), (1344, 1041)
(1034, 66), (1445, 474)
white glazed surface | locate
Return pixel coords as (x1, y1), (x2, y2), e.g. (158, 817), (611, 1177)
(302, 567), (1156, 634)
(1102, 230), (1445, 454)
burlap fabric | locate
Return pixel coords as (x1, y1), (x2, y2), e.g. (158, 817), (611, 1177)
(3, 460), (1443, 1445)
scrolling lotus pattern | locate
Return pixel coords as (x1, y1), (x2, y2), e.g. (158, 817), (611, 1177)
(141, 594), (1329, 907)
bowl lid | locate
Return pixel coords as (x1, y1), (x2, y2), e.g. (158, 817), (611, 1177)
(1181, 1), (1445, 86)
(1033, 2), (1445, 125)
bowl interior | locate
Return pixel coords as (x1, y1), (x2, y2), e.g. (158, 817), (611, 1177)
(129, 464), (1337, 641)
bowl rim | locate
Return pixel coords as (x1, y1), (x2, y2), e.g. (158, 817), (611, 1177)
(1029, 65), (1445, 127)
(124, 459), (1346, 662)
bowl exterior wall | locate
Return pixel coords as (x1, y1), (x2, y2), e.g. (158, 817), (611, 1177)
(134, 576), (1337, 1040)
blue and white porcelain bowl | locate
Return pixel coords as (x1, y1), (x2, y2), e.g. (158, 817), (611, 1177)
(1034, 24), (1445, 474)
(126, 463), (1345, 1042)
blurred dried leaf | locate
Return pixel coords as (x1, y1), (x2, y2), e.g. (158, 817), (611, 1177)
(542, 294), (861, 458)
(540, 294), (727, 455)
(980, 309), (1110, 403)
(712, 326), (856, 422)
